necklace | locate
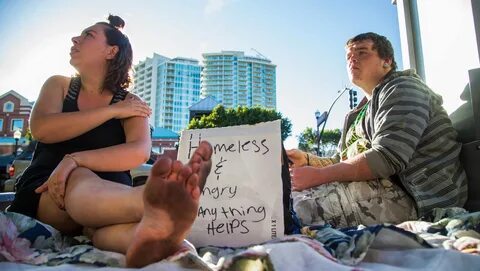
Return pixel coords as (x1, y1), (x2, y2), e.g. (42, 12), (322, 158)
(351, 102), (369, 129)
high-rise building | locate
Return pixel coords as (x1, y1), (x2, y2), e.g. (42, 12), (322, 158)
(132, 53), (201, 133)
(201, 51), (276, 109)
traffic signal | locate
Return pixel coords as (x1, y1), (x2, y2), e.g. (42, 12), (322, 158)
(349, 88), (358, 109)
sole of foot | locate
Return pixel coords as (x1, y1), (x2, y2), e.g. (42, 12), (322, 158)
(125, 141), (212, 268)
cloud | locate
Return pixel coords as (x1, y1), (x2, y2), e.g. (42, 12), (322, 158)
(204, 0), (230, 15)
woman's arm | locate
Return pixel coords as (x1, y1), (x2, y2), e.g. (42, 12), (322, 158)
(34, 93), (151, 209)
(30, 76), (151, 144)
(68, 94), (151, 172)
(30, 76), (117, 143)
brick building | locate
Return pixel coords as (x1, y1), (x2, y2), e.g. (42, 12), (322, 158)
(0, 90), (33, 137)
(0, 90), (33, 155)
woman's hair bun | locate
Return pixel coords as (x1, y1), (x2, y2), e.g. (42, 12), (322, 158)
(107, 14), (125, 30)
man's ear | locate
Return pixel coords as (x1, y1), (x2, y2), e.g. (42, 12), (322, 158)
(106, 46), (119, 60)
(383, 58), (393, 68)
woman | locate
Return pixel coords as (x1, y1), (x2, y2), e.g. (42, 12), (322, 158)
(8, 15), (213, 268)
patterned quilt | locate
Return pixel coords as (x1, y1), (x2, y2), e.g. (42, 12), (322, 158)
(1, 208), (479, 270)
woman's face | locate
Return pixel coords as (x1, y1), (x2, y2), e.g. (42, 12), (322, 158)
(69, 24), (117, 73)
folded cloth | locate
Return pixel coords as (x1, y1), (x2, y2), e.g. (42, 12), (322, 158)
(0, 211), (125, 266)
(302, 223), (431, 265)
(397, 207), (480, 255)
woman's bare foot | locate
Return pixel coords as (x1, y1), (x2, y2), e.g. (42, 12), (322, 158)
(125, 141), (212, 268)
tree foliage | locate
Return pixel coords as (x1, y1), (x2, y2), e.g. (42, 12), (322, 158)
(297, 127), (341, 156)
(24, 128), (33, 141)
(188, 105), (292, 141)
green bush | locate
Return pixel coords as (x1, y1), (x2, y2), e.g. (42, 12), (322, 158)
(188, 105), (292, 141)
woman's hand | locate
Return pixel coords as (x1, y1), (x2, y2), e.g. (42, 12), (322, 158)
(35, 156), (78, 210)
(286, 149), (308, 168)
(111, 96), (151, 119)
(290, 166), (323, 191)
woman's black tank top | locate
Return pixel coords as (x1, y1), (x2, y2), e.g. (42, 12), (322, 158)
(16, 76), (132, 192)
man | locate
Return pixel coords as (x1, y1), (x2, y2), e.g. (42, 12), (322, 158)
(288, 32), (467, 228)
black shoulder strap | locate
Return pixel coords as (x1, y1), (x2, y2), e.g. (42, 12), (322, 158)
(65, 77), (81, 102)
(111, 89), (129, 104)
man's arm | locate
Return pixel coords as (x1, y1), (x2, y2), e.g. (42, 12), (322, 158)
(292, 77), (432, 191)
(291, 153), (373, 191)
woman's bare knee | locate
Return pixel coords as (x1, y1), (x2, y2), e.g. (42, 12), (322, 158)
(63, 167), (141, 228)
(68, 167), (97, 187)
(65, 167), (102, 201)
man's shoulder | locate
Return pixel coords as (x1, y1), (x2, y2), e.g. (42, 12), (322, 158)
(379, 70), (431, 97)
(385, 70), (425, 87)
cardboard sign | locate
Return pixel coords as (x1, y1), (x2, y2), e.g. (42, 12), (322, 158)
(177, 120), (285, 247)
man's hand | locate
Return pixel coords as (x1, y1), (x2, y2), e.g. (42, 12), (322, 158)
(35, 156), (78, 210)
(290, 166), (324, 191)
(286, 149), (308, 168)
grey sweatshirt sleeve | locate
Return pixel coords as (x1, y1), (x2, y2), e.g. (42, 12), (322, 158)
(364, 78), (431, 178)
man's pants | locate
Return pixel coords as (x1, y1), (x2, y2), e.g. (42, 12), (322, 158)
(292, 178), (418, 228)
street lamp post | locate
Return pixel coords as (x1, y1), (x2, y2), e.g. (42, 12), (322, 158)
(314, 87), (352, 157)
(13, 129), (21, 156)
(315, 110), (321, 154)
(315, 110), (326, 156)
(315, 110), (322, 156)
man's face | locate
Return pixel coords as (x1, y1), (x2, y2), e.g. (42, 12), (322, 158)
(346, 40), (389, 89)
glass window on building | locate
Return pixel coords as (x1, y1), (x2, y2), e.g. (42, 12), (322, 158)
(3, 101), (14, 112)
(0, 119), (3, 131)
(11, 119), (24, 131)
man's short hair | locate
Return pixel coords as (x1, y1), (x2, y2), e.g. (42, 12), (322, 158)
(346, 32), (397, 71)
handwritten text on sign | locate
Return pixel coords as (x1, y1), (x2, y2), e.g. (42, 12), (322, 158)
(178, 120), (284, 247)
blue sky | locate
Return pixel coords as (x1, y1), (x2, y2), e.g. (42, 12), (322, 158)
(0, 0), (402, 148)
